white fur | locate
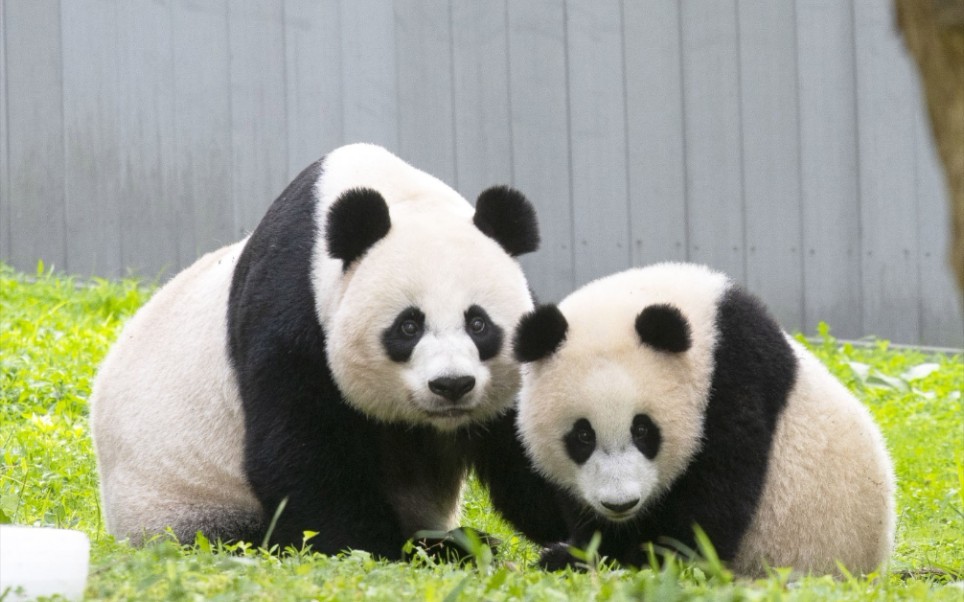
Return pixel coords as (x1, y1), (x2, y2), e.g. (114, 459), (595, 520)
(518, 264), (728, 504)
(92, 143), (534, 542)
(732, 338), (896, 576)
(319, 145), (533, 429)
(91, 241), (259, 543)
(310, 143), (473, 327)
(517, 262), (895, 576)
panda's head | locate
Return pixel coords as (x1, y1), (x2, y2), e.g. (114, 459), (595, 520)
(512, 266), (725, 522)
(323, 185), (539, 431)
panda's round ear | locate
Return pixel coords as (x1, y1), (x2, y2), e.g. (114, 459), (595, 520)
(514, 304), (568, 363)
(635, 304), (691, 353)
(473, 186), (540, 257)
(326, 188), (391, 270)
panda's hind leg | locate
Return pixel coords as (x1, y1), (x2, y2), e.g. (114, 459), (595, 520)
(127, 505), (264, 549)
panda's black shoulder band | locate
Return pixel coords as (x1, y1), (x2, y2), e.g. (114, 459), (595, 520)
(635, 304), (691, 353)
(514, 304), (568, 363)
(473, 186), (540, 257)
(326, 188), (391, 269)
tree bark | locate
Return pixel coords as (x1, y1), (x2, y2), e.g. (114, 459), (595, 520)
(896, 0), (964, 292)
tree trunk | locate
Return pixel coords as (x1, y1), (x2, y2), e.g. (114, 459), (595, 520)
(896, 0), (964, 292)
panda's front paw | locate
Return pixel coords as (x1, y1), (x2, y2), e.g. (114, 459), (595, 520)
(538, 542), (583, 571)
(406, 527), (500, 565)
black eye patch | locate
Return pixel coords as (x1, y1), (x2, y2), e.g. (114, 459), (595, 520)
(631, 414), (661, 459)
(564, 418), (596, 465)
(382, 306), (425, 362)
(464, 305), (503, 361)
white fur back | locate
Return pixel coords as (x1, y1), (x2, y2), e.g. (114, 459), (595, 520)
(91, 241), (261, 541)
(733, 338), (896, 576)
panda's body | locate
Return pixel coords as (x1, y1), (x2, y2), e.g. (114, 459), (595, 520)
(91, 144), (540, 556)
(498, 263), (895, 576)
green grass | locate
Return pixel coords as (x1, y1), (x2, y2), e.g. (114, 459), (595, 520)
(1, 261), (962, 601)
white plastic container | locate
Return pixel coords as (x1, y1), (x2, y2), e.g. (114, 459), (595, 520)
(0, 526), (90, 601)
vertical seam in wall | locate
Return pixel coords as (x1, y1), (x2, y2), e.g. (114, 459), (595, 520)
(911, 72), (925, 345)
(2, 2), (12, 265)
(734, 0), (748, 285)
(226, 1), (238, 238)
(447, 0), (459, 192)
(336, 0), (344, 144)
(57, 0), (68, 272)
(337, 0), (346, 144)
(393, 0), (402, 153)
(619, 0), (632, 267)
(563, 0), (575, 289)
(281, 0), (290, 180)
(168, 0), (183, 268)
(677, 2), (690, 263)
(504, 0), (514, 184)
(849, 0), (865, 337)
(790, 0), (806, 330)
(114, 2), (125, 275)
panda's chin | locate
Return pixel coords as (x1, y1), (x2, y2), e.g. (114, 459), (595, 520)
(413, 391), (487, 430)
(423, 408), (474, 419)
(422, 408), (476, 431)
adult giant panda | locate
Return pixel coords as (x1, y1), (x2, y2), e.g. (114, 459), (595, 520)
(490, 262), (895, 576)
(90, 143), (540, 558)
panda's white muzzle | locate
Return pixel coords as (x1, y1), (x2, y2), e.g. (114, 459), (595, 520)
(404, 332), (491, 426)
(579, 448), (658, 522)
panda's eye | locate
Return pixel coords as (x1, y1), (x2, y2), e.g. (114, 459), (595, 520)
(400, 320), (420, 337)
(564, 418), (596, 465)
(469, 316), (486, 334)
(631, 414), (661, 459)
(575, 428), (593, 446)
(463, 305), (504, 361)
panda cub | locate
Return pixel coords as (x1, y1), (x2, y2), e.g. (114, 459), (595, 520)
(91, 143), (540, 558)
(504, 263), (895, 576)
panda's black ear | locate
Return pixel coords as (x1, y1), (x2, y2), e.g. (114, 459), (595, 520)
(473, 186), (540, 257)
(514, 304), (568, 363)
(326, 188), (391, 270)
(635, 304), (691, 353)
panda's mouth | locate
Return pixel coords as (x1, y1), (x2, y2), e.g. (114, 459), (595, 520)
(597, 506), (640, 523)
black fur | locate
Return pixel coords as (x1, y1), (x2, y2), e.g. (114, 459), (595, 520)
(429, 376), (476, 402)
(405, 527), (500, 565)
(635, 304), (692, 353)
(382, 306), (426, 362)
(165, 507), (263, 547)
(464, 305), (503, 361)
(473, 186), (540, 257)
(325, 187), (391, 269)
(227, 161), (470, 558)
(484, 285), (797, 570)
(631, 414), (661, 460)
(514, 304), (568, 363)
(468, 408), (570, 545)
(563, 419), (596, 465)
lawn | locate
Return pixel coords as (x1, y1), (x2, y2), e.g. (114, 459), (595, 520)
(1, 261), (961, 601)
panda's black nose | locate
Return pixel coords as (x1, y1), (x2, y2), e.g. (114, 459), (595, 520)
(429, 376), (476, 403)
(601, 499), (640, 514)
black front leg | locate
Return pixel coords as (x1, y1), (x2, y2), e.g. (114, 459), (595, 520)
(243, 386), (409, 558)
(405, 527), (500, 565)
(539, 541), (586, 571)
(468, 409), (569, 545)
